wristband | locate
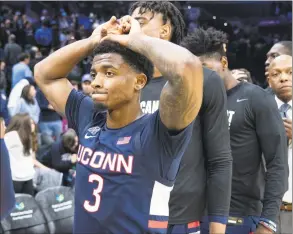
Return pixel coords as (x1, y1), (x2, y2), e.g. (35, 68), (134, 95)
(259, 218), (277, 233)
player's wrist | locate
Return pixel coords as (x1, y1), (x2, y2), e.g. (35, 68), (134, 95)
(208, 215), (228, 224)
(258, 218), (277, 233)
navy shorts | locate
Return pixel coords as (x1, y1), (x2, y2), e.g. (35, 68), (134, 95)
(167, 221), (200, 234)
(200, 215), (259, 234)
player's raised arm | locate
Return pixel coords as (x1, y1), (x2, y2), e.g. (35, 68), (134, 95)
(34, 17), (122, 116)
(103, 16), (203, 130)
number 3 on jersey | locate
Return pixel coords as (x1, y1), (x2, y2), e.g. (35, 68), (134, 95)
(84, 174), (104, 212)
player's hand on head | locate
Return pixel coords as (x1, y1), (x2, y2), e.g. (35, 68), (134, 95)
(90, 16), (123, 46)
(101, 16), (142, 47)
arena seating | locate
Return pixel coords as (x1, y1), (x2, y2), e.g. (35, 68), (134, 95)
(0, 194), (49, 234)
(35, 186), (74, 234)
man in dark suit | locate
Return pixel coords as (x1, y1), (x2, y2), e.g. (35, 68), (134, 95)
(267, 54), (292, 234)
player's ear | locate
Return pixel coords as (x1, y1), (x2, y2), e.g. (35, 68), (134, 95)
(134, 74), (147, 91)
(267, 76), (272, 87)
(221, 56), (228, 70)
(160, 23), (171, 41)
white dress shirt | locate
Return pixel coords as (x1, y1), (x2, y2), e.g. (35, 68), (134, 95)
(275, 96), (292, 203)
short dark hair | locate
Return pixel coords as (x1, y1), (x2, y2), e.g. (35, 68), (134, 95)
(93, 40), (154, 85)
(129, 1), (185, 45)
(18, 53), (30, 62)
(277, 41), (292, 55)
(62, 129), (77, 153)
(181, 27), (228, 59)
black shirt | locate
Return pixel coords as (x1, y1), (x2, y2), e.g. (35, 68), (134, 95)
(227, 82), (288, 222)
(140, 68), (232, 223)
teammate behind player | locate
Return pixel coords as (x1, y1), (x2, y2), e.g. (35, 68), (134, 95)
(129, 2), (232, 234)
(0, 118), (15, 220)
(265, 41), (292, 79)
(181, 27), (288, 234)
(34, 16), (203, 233)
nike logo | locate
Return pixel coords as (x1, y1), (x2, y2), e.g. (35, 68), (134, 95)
(84, 133), (96, 139)
(237, 98), (248, 102)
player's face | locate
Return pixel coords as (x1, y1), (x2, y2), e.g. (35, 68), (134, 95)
(82, 81), (93, 96)
(265, 44), (287, 78)
(131, 8), (171, 41)
(90, 53), (146, 111)
(268, 56), (292, 102)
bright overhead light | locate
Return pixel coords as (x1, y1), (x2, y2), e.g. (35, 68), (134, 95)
(188, 5), (191, 9)
(224, 22), (228, 26)
(213, 16), (216, 19)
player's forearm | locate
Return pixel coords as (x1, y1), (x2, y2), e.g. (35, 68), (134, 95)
(34, 38), (95, 83)
(261, 163), (287, 222)
(128, 34), (200, 84)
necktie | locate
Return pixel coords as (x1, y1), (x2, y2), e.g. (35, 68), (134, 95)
(279, 103), (291, 114)
(279, 103), (291, 145)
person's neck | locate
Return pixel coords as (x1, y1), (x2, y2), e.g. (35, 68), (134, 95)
(106, 96), (143, 129)
(224, 72), (240, 91)
(277, 94), (292, 104)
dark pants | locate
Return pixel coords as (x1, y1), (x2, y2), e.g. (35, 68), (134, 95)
(167, 221), (200, 234)
(277, 211), (292, 234)
(201, 215), (259, 234)
(13, 180), (34, 196)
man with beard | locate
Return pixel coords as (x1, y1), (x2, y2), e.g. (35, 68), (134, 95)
(181, 27), (288, 234)
(129, 2), (232, 234)
(34, 16), (203, 233)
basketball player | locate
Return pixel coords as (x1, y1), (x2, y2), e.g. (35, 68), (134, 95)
(181, 27), (288, 234)
(265, 41), (292, 79)
(265, 41), (292, 94)
(0, 118), (15, 220)
(129, 2), (232, 234)
(34, 16), (203, 233)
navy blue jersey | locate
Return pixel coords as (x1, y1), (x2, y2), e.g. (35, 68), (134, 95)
(65, 90), (193, 234)
(0, 139), (15, 220)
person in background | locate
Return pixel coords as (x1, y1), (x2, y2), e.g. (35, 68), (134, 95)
(0, 62), (9, 125)
(181, 27), (288, 234)
(231, 68), (252, 83)
(36, 89), (62, 142)
(7, 78), (29, 117)
(0, 118), (15, 220)
(4, 113), (48, 195)
(267, 55), (292, 234)
(34, 19), (52, 55)
(41, 128), (78, 186)
(265, 41), (292, 94)
(265, 41), (292, 79)
(13, 84), (40, 124)
(4, 34), (22, 92)
(12, 52), (33, 88)
(81, 74), (93, 96)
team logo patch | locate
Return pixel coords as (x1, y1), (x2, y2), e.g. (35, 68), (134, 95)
(15, 202), (25, 211)
(56, 194), (64, 203)
(117, 136), (131, 145)
(88, 126), (101, 135)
